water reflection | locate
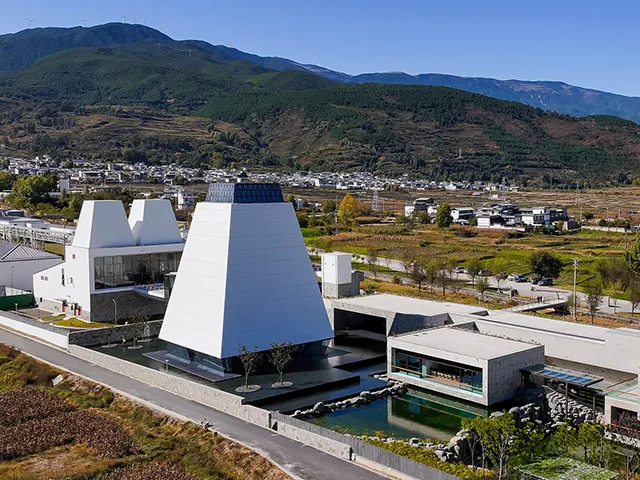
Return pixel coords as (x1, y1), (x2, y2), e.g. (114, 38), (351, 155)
(311, 390), (489, 441)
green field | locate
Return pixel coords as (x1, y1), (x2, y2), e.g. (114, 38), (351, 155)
(305, 224), (631, 297)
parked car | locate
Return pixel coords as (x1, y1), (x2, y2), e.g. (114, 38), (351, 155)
(514, 274), (529, 283)
(530, 276), (542, 285)
(538, 278), (553, 286)
(507, 273), (519, 281)
(479, 269), (492, 276)
(455, 266), (467, 274)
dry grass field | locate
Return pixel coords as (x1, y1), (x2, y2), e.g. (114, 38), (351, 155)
(0, 344), (288, 480)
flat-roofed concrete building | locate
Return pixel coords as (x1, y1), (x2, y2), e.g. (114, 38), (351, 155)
(328, 292), (640, 420)
(389, 327), (543, 405)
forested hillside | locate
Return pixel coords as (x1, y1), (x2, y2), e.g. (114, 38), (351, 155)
(1, 25), (640, 184)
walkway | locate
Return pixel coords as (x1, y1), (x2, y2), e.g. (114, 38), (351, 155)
(0, 328), (388, 480)
(505, 298), (568, 313)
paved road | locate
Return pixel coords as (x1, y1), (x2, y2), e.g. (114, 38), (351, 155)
(0, 328), (387, 480)
(311, 248), (633, 317)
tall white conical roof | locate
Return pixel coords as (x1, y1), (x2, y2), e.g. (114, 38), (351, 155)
(72, 200), (135, 248)
(128, 199), (183, 246)
(160, 188), (332, 359)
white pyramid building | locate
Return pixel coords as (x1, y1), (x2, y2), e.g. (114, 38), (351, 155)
(128, 199), (183, 246)
(159, 183), (333, 360)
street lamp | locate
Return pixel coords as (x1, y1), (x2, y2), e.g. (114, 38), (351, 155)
(111, 298), (117, 324)
(10, 265), (14, 290)
(572, 257), (580, 321)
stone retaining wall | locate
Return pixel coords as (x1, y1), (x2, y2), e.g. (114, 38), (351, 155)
(276, 421), (352, 460)
(67, 344), (271, 428)
(68, 320), (163, 347)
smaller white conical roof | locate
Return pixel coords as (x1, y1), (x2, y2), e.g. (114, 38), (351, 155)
(128, 199), (183, 246)
(72, 200), (135, 249)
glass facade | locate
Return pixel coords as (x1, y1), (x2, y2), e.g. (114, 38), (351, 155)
(94, 252), (182, 290)
(392, 349), (483, 394)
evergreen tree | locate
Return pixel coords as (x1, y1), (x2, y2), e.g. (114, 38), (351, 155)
(435, 203), (452, 229)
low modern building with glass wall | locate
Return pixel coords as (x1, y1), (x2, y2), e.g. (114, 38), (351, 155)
(388, 327), (544, 406)
(33, 199), (184, 322)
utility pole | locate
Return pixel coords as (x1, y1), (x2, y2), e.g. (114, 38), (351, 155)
(334, 210), (338, 236)
(572, 257), (580, 321)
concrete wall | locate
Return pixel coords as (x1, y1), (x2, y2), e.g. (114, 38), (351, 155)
(67, 345), (270, 428)
(0, 312), (68, 348)
(388, 337), (488, 405)
(68, 320), (163, 347)
(88, 290), (166, 323)
(605, 395), (640, 424)
(276, 421), (352, 460)
(487, 345), (544, 405)
(470, 318), (640, 377)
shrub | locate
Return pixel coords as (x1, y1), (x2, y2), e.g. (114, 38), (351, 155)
(362, 438), (485, 479)
(0, 387), (75, 427)
(103, 462), (198, 480)
(0, 409), (138, 460)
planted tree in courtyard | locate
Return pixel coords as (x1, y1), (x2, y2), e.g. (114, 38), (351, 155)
(129, 308), (150, 349)
(237, 344), (261, 391)
(529, 251), (563, 278)
(425, 260), (439, 293)
(366, 248), (380, 278)
(435, 203), (452, 229)
(483, 414), (519, 480)
(268, 341), (297, 387)
(576, 423), (612, 467)
(408, 259), (427, 291)
(475, 276), (490, 302)
(584, 281), (604, 323)
(466, 258), (482, 285)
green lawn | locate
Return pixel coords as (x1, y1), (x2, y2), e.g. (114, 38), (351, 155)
(53, 318), (114, 328)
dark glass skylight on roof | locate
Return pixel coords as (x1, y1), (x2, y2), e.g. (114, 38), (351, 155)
(205, 183), (284, 204)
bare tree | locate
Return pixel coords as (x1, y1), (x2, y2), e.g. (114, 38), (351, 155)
(237, 344), (261, 390)
(268, 341), (297, 386)
(623, 452), (640, 480)
(366, 248), (380, 278)
(435, 261), (454, 297)
(466, 258), (482, 285)
(129, 308), (150, 348)
(629, 281), (640, 316)
(584, 282), (604, 323)
(475, 276), (490, 302)
(409, 259), (427, 291)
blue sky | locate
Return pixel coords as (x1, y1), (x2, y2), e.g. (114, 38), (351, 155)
(2, 0), (637, 96)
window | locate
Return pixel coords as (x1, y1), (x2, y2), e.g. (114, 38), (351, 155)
(94, 252), (182, 290)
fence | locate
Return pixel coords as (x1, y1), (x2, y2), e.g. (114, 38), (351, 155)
(0, 294), (35, 311)
(271, 412), (461, 480)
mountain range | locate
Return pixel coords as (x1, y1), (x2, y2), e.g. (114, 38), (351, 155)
(2, 23), (640, 123)
(1, 23), (640, 184)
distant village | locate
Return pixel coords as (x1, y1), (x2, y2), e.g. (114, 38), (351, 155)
(0, 153), (621, 232)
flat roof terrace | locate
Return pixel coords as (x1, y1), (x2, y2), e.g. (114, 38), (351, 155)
(333, 294), (487, 317)
(391, 327), (539, 360)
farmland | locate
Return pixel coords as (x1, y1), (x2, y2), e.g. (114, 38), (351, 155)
(0, 344), (288, 480)
(305, 223), (630, 295)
